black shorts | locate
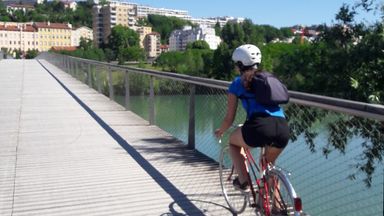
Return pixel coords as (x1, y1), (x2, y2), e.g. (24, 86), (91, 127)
(241, 114), (289, 149)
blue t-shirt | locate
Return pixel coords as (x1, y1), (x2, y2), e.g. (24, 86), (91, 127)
(228, 76), (286, 119)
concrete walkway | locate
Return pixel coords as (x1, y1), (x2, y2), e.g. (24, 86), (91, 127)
(0, 59), (255, 216)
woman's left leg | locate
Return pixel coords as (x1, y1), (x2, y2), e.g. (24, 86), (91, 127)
(229, 127), (251, 185)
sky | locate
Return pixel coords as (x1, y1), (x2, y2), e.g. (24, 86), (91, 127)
(128, 0), (382, 28)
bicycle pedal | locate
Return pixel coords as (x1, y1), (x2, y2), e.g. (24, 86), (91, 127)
(250, 203), (261, 208)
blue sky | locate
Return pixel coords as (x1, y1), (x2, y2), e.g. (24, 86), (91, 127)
(130, 0), (381, 28)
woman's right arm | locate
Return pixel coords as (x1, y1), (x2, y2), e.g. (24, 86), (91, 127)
(215, 93), (238, 137)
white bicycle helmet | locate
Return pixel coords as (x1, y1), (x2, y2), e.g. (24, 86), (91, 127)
(232, 44), (262, 68)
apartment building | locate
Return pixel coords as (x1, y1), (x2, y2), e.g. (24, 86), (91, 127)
(60, 0), (77, 11)
(130, 25), (152, 48)
(34, 22), (72, 52)
(169, 26), (221, 51)
(136, 4), (189, 19)
(92, 1), (137, 46)
(2, 0), (43, 5)
(92, 1), (191, 48)
(6, 3), (35, 14)
(0, 23), (38, 52)
(0, 21), (86, 54)
(71, 26), (93, 47)
(143, 32), (161, 58)
(188, 16), (245, 28)
(92, 5), (104, 46)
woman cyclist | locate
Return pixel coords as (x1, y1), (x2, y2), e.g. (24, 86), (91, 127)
(214, 44), (290, 191)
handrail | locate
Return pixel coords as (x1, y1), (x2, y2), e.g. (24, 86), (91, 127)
(50, 54), (384, 121)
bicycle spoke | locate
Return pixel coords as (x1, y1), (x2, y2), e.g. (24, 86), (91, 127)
(266, 169), (299, 216)
(219, 146), (248, 214)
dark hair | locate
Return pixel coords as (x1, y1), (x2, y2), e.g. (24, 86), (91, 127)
(235, 61), (260, 72)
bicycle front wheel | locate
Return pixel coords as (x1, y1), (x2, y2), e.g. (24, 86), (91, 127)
(265, 168), (302, 216)
(219, 146), (248, 214)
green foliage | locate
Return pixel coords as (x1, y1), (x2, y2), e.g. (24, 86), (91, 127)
(147, 14), (193, 44)
(25, 49), (39, 59)
(118, 47), (145, 64)
(137, 17), (149, 26)
(186, 40), (210, 50)
(108, 25), (140, 50)
(56, 47), (106, 62)
(0, 0), (93, 27)
(211, 43), (234, 80)
(107, 25), (145, 64)
(154, 49), (213, 77)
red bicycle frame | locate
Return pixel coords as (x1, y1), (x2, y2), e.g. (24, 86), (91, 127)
(243, 147), (274, 216)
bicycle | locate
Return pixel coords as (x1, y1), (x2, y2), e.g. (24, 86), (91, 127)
(218, 136), (302, 215)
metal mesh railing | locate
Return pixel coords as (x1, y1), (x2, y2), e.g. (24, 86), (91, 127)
(40, 53), (383, 216)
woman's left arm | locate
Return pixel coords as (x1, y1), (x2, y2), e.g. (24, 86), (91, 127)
(215, 93), (238, 137)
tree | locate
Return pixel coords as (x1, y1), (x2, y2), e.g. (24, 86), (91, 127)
(211, 43), (234, 80)
(118, 47), (145, 64)
(25, 49), (39, 59)
(79, 37), (93, 50)
(186, 40), (210, 50)
(108, 25), (140, 49)
(214, 22), (221, 36)
(147, 14), (193, 44)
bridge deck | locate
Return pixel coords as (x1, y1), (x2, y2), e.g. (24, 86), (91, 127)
(0, 59), (255, 215)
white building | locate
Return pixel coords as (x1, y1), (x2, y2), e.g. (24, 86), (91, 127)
(92, 1), (137, 47)
(136, 4), (190, 19)
(144, 32), (161, 58)
(187, 16), (245, 28)
(3, 0), (43, 5)
(169, 26), (221, 51)
(130, 25), (152, 48)
(71, 26), (93, 47)
(0, 22), (39, 53)
(60, 0), (77, 11)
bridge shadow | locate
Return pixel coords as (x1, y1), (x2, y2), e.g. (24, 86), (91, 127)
(161, 198), (233, 216)
(138, 137), (218, 169)
(38, 60), (207, 215)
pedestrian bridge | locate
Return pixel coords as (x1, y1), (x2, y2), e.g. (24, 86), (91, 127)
(0, 54), (383, 216)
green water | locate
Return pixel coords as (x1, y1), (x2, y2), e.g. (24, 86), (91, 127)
(115, 94), (383, 216)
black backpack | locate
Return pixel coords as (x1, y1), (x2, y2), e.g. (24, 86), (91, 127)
(250, 71), (289, 106)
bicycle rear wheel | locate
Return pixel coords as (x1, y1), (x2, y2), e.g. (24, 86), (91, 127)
(265, 168), (302, 216)
(219, 146), (248, 214)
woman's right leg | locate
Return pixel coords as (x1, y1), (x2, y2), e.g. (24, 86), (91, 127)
(264, 146), (284, 165)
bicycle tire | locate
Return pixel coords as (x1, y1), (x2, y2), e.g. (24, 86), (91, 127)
(265, 168), (301, 216)
(219, 146), (248, 214)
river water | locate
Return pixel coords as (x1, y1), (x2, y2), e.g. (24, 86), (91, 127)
(115, 94), (383, 216)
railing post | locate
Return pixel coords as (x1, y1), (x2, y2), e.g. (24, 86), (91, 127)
(108, 66), (114, 100)
(96, 66), (103, 93)
(63, 56), (67, 73)
(188, 84), (196, 150)
(149, 75), (155, 125)
(64, 56), (68, 73)
(124, 70), (130, 110)
(69, 58), (75, 76)
(75, 60), (78, 79)
(87, 63), (92, 87)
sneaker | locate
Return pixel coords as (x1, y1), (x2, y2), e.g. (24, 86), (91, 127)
(232, 177), (250, 192)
